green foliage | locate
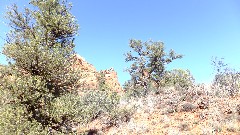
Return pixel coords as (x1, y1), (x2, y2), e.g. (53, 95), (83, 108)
(162, 69), (195, 89)
(0, 88), (133, 134)
(125, 39), (183, 89)
(123, 69), (195, 104)
(97, 71), (111, 91)
(77, 90), (134, 129)
(0, 0), (81, 133)
(0, 104), (49, 135)
(77, 90), (120, 123)
(49, 93), (83, 133)
(0, 89), (83, 134)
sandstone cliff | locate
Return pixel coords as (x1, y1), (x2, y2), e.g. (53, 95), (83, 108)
(73, 54), (122, 92)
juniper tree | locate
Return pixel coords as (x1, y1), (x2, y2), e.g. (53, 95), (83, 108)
(125, 39), (183, 89)
(0, 0), (81, 133)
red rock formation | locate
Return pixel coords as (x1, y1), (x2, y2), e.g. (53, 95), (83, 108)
(100, 68), (122, 92)
(73, 54), (122, 92)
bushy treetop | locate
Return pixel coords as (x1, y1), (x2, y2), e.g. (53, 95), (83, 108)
(125, 39), (183, 88)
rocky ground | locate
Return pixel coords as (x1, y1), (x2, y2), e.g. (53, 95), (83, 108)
(106, 97), (240, 135)
(77, 85), (240, 135)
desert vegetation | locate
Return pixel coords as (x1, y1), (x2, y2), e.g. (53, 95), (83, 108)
(0, 0), (239, 135)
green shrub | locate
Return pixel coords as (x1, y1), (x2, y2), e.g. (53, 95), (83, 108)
(97, 71), (111, 91)
(123, 69), (194, 99)
(0, 89), (83, 134)
(77, 91), (120, 124)
(162, 69), (195, 90)
(77, 90), (134, 131)
(0, 104), (49, 135)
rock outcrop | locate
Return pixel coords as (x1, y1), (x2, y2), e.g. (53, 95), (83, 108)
(100, 68), (122, 92)
(73, 54), (122, 92)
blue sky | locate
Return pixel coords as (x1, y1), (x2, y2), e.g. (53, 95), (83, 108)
(0, 0), (240, 85)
